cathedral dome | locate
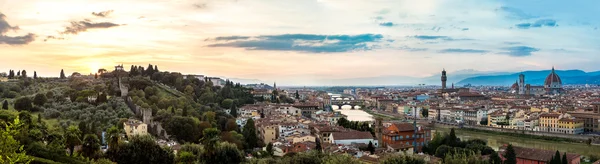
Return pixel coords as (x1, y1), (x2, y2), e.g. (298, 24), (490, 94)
(511, 81), (519, 89)
(544, 67), (562, 88)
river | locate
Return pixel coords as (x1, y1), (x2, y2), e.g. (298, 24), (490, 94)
(435, 127), (600, 159)
(334, 108), (373, 122)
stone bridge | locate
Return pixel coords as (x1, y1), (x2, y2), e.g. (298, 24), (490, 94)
(330, 99), (365, 109)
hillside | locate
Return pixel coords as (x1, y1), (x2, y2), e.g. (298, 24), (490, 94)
(456, 69), (600, 86)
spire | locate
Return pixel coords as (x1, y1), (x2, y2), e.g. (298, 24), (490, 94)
(552, 66), (555, 72)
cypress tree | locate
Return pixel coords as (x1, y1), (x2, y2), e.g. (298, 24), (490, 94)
(154, 65), (158, 72)
(2, 100), (8, 110)
(21, 70), (27, 78)
(315, 139), (322, 152)
(242, 118), (258, 149)
(17, 70), (20, 76)
(60, 69), (66, 79)
(561, 152), (568, 164)
(34, 71), (37, 79)
(504, 144), (517, 164)
(367, 141), (375, 154)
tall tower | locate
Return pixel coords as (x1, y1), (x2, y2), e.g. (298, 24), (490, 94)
(518, 73), (525, 95)
(375, 117), (384, 148)
(441, 69), (447, 90)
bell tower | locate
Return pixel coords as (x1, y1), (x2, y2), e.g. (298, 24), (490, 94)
(441, 69), (447, 90)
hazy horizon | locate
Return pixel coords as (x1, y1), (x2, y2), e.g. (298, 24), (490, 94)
(2, 0), (600, 85)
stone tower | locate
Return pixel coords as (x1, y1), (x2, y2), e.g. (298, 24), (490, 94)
(441, 69), (447, 90)
(375, 117), (384, 148)
(518, 73), (525, 95)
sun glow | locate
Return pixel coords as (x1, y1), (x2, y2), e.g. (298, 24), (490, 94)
(89, 62), (100, 74)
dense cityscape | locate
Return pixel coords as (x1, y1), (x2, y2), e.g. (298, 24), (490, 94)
(0, 65), (599, 164)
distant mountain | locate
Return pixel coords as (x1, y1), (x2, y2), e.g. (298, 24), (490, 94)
(314, 69), (509, 86)
(457, 69), (600, 86)
(420, 69), (511, 85)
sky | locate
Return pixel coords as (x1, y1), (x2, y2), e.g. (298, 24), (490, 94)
(1, 0), (599, 85)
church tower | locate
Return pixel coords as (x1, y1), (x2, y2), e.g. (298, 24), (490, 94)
(518, 73), (525, 95)
(441, 69), (447, 90)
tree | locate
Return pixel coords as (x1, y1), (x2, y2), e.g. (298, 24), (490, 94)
(33, 94), (47, 106)
(210, 142), (244, 164)
(94, 73), (98, 79)
(367, 141), (375, 154)
(2, 100), (8, 110)
(489, 152), (502, 164)
(230, 106), (238, 118)
(82, 134), (101, 159)
(295, 90), (300, 99)
(176, 151), (196, 163)
(221, 99), (234, 109)
(266, 142), (274, 156)
(225, 119), (238, 132)
(243, 118), (258, 149)
(21, 70), (26, 78)
(60, 69), (66, 79)
(33, 71), (37, 79)
(16, 70), (20, 76)
(0, 116), (34, 164)
(444, 151), (487, 164)
(200, 128), (220, 157)
(381, 154), (425, 164)
(315, 139), (322, 152)
(164, 116), (202, 143)
(65, 125), (82, 156)
(446, 128), (458, 147)
(106, 135), (174, 164)
(504, 144), (517, 164)
(106, 126), (120, 150)
(14, 97), (33, 111)
(562, 152), (568, 164)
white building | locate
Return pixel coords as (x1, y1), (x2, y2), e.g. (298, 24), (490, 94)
(330, 131), (378, 147)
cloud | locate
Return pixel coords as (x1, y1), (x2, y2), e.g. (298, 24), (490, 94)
(0, 13), (36, 45)
(497, 6), (539, 20)
(399, 46), (427, 52)
(515, 19), (558, 29)
(91, 10), (114, 17)
(499, 46), (540, 57)
(207, 34), (384, 53)
(43, 36), (64, 42)
(193, 3), (207, 9)
(438, 49), (489, 54)
(379, 22), (394, 27)
(374, 16), (384, 20)
(461, 28), (469, 31)
(60, 19), (122, 35)
(412, 35), (470, 41)
(503, 41), (521, 45)
(208, 36), (250, 41)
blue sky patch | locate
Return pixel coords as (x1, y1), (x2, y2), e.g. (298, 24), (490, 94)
(207, 34), (384, 53)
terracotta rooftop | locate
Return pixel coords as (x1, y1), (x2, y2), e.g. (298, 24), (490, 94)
(539, 113), (561, 118)
(331, 131), (374, 140)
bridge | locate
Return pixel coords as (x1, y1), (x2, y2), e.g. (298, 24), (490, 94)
(330, 99), (365, 109)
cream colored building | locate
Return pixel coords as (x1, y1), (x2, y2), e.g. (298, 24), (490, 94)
(259, 124), (279, 144)
(124, 119), (148, 138)
(288, 134), (316, 144)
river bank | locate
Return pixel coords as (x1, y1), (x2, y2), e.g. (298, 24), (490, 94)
(435, 126), (600, 160)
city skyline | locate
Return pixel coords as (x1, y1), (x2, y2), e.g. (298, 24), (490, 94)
(1, 0), (600, 85)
